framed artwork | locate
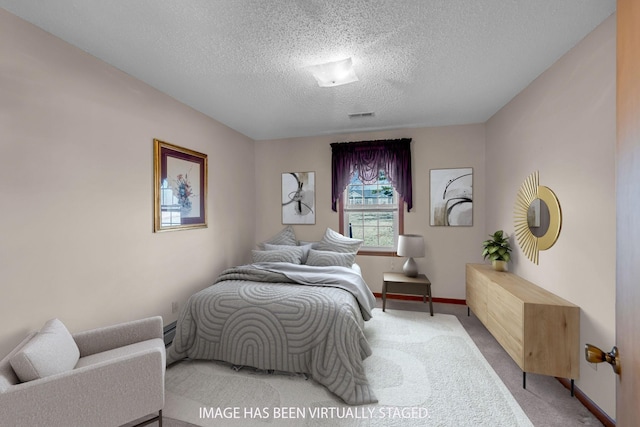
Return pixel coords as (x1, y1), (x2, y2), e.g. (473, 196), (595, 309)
(154, 139), (207, 232)
(282, 171), (315, 224)
(430, 168), (473, 226)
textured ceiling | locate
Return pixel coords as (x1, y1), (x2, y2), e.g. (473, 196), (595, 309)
(0, 1), (616, 140)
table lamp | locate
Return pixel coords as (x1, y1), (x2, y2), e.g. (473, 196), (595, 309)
(397, 234), (425, 277)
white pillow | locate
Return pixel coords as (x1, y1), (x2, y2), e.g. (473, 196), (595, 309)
(10, 318), (80, 382)
(316, 228), (363, 253)
(305, 249), (356, 268)
(257, 226), (297, 249)
(252, 248), (304, 264)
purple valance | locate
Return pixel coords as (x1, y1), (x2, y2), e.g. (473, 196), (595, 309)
(331, 138), (413, 212)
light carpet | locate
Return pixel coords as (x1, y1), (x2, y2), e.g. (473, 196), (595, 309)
(164, 309), (533, 426)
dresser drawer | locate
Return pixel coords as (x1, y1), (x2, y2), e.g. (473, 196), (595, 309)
(487, 311), (524, 369)
(465, 263), (579, 381)
(487, 283), (524, 365)
(466, 265), (489, 324)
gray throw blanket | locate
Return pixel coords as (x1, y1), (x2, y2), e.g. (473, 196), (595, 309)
(166, 262), (378, 405)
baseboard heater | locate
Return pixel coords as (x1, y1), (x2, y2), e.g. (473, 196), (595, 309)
(163, 321), (177, 346)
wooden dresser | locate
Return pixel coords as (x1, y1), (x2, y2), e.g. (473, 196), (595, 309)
(466, 263), (580, 389)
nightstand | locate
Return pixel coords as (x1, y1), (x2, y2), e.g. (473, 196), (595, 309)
(382, 272), (433, 316)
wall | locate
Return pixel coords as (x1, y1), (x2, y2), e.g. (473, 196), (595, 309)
(256, 13), (616, 419)
(1, 5), (616, 418)
(255, 124), (486, 297)
(485, 15), (616, 418)
(0, 9), (256, 357)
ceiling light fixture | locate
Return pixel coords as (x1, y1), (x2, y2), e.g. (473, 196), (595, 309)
(307, 58), (359, 88)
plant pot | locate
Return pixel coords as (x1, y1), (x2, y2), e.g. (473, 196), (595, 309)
(492, 260), (508, 272)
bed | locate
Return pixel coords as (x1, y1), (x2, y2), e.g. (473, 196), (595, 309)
(166, 256), (378, 405)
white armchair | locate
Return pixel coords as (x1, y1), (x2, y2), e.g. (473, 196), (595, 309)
(0, 316), (165, 427)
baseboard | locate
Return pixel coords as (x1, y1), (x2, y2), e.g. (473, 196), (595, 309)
(556, 378), (616, 427)
(163, 321), (177, 347)
(373, 293), (466, 305)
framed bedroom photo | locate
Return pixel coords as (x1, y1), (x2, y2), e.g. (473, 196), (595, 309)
(430, 167), (473, 226)
(154, 139), (208, 232)
(282, 171), (315, 224)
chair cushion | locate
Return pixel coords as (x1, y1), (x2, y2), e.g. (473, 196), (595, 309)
(74, 338), (165, 369)
(10, 319), (80, 382)
(0, 332), (37, 391)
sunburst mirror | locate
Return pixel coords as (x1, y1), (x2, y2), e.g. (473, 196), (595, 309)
(513, 171), (562, 264)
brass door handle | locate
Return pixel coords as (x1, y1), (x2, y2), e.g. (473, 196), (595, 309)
(585, 344), (621, 375)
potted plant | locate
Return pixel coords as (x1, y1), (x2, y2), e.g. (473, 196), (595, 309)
(482, 230), (512, 271)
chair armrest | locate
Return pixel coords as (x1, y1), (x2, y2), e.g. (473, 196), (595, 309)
(73, 316), (163, 357)
(0, 346), (165, 427)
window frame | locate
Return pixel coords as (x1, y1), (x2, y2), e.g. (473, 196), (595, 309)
(339, 185), (404, 257)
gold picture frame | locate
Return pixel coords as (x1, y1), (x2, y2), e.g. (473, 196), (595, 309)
(153, 139), (208, 232)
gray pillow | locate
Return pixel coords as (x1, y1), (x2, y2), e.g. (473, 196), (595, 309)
(305, 249), (356, 268)
(264, 242), (313, 263)
(316, 228), (363, 253)
(10, 318), (80, 382)
(257, 226), (297, 249)
(297, 240), (321, 249)
(252, 247), (304, 264)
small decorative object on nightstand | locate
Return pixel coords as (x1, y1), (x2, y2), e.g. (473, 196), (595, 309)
(382, 272), (433, 316)
(397, 234), (425, 277)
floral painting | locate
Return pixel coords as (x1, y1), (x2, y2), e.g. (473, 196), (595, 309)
(154, 139), (207, 232)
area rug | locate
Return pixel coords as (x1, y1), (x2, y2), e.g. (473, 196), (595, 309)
(164, 309), (533, 426)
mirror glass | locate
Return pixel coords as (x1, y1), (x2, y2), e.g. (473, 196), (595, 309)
(527, 198), (550, 237)
(514, 172), (562, 264)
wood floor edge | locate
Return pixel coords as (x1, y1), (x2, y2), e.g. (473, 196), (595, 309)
(556, 378), (616, 427)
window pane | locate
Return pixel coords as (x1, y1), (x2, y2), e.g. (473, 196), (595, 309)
(348, 212), (364, 222)
(347, 184), (363, 204)
(378, 212), (394, 226)
(343, 168), (400, 250)
(363, 227), (379, 246)
(375, 185), (395, 204)
(350, 223), (364, 240)
(378, 225), (395, 247)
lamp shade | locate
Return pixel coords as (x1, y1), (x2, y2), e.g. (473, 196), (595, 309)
(397, 234), (425, 258)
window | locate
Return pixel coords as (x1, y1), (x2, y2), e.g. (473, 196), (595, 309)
(159, 178), (182, 227)
(340, 170), (404, 254)
(331, 138), (412, 255)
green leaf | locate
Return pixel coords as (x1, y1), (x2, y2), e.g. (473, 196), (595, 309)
(482, 230), (512, 263)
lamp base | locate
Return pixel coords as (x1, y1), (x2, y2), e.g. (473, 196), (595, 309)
(403, 257), (419, 277)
